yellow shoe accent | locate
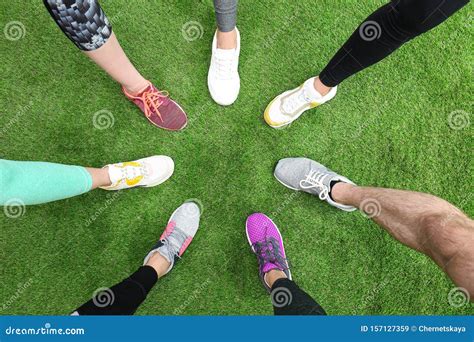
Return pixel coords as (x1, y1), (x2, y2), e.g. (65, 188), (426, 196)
(125, 175), (144, 187)
(118, 161), (141, 168)
(264, 97), (284, 127)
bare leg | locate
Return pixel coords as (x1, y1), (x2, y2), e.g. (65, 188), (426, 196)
(313, 77), (332, 96)
(85, 167), (111, 190)
(84, 33), (148, 95)
(216, 29), (237, 49)
(332, 183), (474, 297)
(44, 0), (148, 95)
(145, 253), (171, 278)
(214, 0), (238, 49)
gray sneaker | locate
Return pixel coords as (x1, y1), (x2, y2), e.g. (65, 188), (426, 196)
(274, 157), (357, 212)
(143, 201), (201, 275)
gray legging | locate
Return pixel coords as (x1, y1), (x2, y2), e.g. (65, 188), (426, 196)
(44, 0), (238, 51)
(214, 0), (239, 32)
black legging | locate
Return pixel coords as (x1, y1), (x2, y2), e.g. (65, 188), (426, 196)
(319, 0), (469, 87)
(73, 267), (325, 315)
(271, 278), (326, 316)
(73, 266), (157, 315)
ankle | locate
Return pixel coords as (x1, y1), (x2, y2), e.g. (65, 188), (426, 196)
(124, 79), (149, 96)
(264, 269), (287, 288)
(216, 28), (237, 49)
(87, 166), (112, 189)
(313, 77), (332, 96)
(145, 252), (171, 278)
(331, 182), (357, 204)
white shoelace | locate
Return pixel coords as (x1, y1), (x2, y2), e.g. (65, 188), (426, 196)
(118, 164), (148, 181)
(214, 52), (236, 80)
(282, 88), (311, 116)
(299, 170), (330, 200)
(159, 227), (188, 262)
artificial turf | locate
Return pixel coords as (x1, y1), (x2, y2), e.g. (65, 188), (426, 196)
(0, 0), (472, 315)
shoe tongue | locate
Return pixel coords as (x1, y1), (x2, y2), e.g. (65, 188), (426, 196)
(215, 48), (235, 58)
(139, 84), (171, 106)
(322, 174), (335, 189)
(134, 84), (153, 97)
(303, 77), (323, 101)
(107, 164), (124, 184)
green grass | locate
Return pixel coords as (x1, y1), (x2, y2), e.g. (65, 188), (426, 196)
(1, 0), (472, 315)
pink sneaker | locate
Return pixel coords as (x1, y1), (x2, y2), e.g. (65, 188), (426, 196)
(246, 213), (292, 293)
(122, 81), (188, 131)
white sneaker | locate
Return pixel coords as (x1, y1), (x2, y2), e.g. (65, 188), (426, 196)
(100, 156), (174, 191)
(264, 77), (337, 128)
(207, 28), (240, 106)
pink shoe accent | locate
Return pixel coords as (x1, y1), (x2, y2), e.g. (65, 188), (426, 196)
(160, 221), (176, 241)
(178, 236), (193, 257)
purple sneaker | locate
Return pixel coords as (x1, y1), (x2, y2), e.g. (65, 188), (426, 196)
(245, 213), (292, 293)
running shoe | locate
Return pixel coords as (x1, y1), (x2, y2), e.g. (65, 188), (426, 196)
(100, 155), (174, 191)
(246, 213), (291, 293)
(123, 81), (188, 131)
(264, 77), (337, 128)
(274, 157), (356, 211)
(208, 28), (241, 106)
(143, 201), (201, 276)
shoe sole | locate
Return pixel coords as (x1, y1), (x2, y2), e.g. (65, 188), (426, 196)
(245, 214), (292, 281)
(265, 85), (338, 129)
(273, 170), (300, 191)
(264, 85), (319, 129)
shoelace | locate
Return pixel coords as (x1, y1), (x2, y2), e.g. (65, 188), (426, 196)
(299, 170), (330, 200)
(118, 164), (148, 182)
(282, 88), (311, 115)
(214, 55), (235, 80)
(159, 227), (189, 262)
(141, 88), (169, 121)
(252, 237), (289, 273)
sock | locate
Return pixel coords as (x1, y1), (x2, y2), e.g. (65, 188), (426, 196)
(329, 180), (342, 202)
(304, 77), (323, 100)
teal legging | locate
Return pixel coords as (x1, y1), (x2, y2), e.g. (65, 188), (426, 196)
(0, 159), (93, 206)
